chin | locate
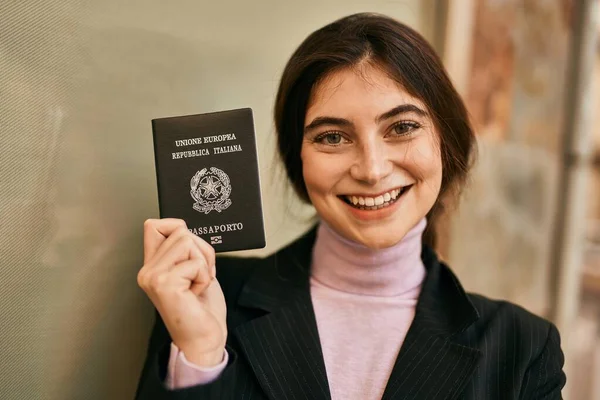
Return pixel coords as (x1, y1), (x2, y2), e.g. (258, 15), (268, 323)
(350, 227), (409, 249)
(360, 238), (398, 250)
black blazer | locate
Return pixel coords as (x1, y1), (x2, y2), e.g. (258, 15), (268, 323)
(135, 228), (566, 400)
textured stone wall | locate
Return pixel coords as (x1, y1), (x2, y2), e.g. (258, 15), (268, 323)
(448, 0), (573, 316)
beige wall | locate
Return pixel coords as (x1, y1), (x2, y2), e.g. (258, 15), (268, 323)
(0, 2), (431, 399)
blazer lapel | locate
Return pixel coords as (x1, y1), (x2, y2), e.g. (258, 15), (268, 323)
(234, 228), (331, 400)
(382, 247), (481, 400)
(232, 228), (481, 400)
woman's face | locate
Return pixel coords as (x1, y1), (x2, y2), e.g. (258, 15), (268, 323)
(301, 63), (443, 249)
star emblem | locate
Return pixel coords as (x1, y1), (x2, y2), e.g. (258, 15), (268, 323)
(190, 167), (232, 214)
(198, 175), (223, 200)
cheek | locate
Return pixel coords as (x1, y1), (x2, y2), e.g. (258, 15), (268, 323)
(300, 147), (322, 195)
(300, 147), (348, 196)
(400, 136), (443, 187)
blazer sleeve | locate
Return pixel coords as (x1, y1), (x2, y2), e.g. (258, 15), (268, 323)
(519, 323), (566, 400)
(134, 310), (241, 400)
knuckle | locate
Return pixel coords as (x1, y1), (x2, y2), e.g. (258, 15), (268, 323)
(166, 218), (187, 229)
(181, 235), (195, 248)
(195, 257), (209, 269)
(175, 226), (190, 237)
(191, 258), (207, 279)
(149, 272), (168, 290)
(143, 219), (157, 230)
(136, 270), (147, 288)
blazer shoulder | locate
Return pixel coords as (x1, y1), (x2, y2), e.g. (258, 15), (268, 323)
(463, 293), (565, 394)
(468, 293), (554, 330)
(465, 292), (560, 356)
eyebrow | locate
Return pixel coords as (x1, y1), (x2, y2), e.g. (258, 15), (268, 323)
(304, 103), (428, 133)
(376, 104), (428, 123)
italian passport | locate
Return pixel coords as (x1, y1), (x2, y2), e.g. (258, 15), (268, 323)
(152, 108), (266, 252)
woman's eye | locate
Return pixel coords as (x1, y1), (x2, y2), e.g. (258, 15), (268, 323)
(315, 132), (345, 145)
(325, 133), (342, 144)
(392, 121), (420, 136)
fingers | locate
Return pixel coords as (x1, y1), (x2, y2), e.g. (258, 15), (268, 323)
(191, 235), (216, 275)
(143, 218), (187, 263)
(138, 251), (213, 297)
(149, 226), (194, 266)
(143, 219), (216, 274)
(138, 238), (202, 292)
(140, 218), (217, 298)
(174, 259), (214, 296)
(151, 234), (204, 272)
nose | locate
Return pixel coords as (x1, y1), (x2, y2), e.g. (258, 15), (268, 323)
(350, 138), (393, 185)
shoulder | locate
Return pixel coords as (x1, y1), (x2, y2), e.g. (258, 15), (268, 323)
(467, 292), (553, 334)
(464, 292), (562, 361)
(460, 293), (566, 394)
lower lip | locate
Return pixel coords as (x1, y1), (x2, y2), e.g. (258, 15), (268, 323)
(341, 186), (411, 221)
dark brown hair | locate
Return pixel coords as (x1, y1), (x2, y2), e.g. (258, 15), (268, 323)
(274, 13), (476, 247)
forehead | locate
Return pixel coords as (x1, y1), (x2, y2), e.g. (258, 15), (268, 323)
(306, 64), (427, 120)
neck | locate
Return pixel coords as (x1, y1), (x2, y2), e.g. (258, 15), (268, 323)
(310, 218), (427, 297)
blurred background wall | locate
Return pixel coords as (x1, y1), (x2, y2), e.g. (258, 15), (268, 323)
(0, 0), (598, 399)
(441, 1), (600, 398)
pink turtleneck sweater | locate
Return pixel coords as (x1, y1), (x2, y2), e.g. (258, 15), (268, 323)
(166, 219), (427, 399)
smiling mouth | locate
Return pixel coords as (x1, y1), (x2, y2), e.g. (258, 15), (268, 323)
(339, 185), (413, 210)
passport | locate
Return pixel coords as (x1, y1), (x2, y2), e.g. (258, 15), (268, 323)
(152, 108), (266, 252)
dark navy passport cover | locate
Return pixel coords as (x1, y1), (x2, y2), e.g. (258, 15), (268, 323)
(152, 108), (266, 252)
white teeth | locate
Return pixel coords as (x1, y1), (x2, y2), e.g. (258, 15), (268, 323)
(345, 186), (409, 209)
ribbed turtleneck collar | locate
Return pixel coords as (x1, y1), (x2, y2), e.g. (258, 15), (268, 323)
(310, 218), (427, 297)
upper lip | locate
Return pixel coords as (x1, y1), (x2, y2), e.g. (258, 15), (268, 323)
(340, 184), (413, 197)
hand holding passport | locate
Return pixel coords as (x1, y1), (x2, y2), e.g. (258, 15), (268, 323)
(139, 108), (266, 368)
(151, 108), (266, 253)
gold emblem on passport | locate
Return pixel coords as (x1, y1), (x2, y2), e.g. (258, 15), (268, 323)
(190, 167), (232, 214)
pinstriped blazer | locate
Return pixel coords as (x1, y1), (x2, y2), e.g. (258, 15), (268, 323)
(135, 227), (566, 400)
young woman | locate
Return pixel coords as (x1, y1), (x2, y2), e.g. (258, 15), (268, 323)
(135, 13), (565, 400)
